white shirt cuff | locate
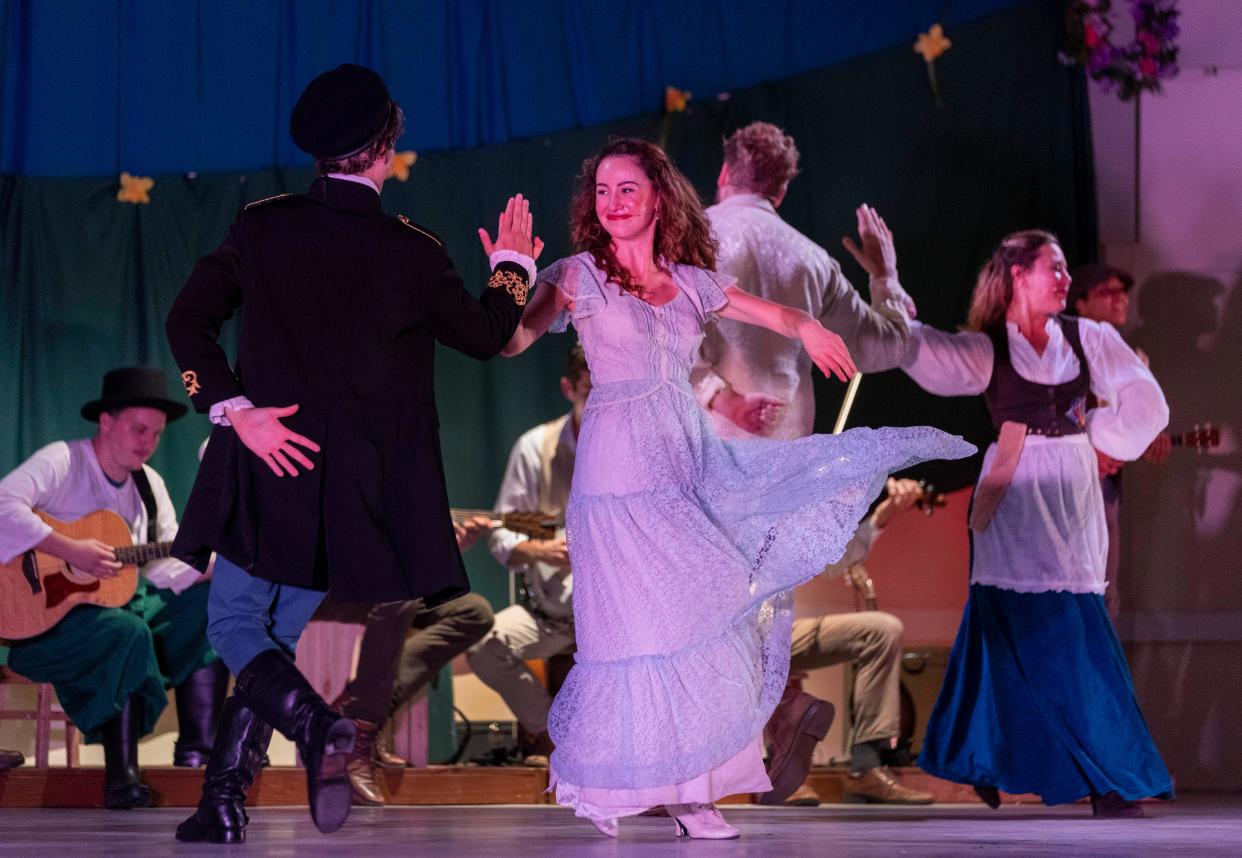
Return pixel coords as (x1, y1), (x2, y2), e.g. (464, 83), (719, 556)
(695, 372), (731, 411)
(142, 558), (201, 594)
(870, 274), (916, 321)
(209, 396), (255, 426)
(489, 250), (537, 285)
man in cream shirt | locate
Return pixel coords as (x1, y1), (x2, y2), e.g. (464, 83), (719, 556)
(692, 122), (925, 805)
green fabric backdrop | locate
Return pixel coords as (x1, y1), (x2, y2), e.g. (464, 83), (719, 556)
(0, 1), (1094, 758)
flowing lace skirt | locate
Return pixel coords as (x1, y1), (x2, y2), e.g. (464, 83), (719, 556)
(547, 380), (974, 817)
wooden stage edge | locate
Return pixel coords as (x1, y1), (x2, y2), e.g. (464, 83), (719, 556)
(0, 765), (1057, 809)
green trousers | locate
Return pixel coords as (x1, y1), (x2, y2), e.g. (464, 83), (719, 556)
(7, 577), (218, 744)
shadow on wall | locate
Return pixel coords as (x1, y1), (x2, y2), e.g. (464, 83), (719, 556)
(1123, 269), (1242, 791)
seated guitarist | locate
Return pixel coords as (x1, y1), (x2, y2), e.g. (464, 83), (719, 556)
(0, 367), (225, 808)
(766, 478), (936, 808)
(464, 344), (589, 765)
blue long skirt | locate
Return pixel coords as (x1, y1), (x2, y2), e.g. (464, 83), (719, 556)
(917, 584), (1173, 806)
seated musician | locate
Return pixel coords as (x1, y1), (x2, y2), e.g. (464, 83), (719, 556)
(0, 367), (225, 808)
(464, 344), (589, 765)
(1067, 263), (1172, 618)
(326, 516), (493, 807)
(766, 477), (936, 807)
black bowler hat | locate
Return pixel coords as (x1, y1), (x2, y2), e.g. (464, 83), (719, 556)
(290, 63), (396, 159)
(81, 367), (188, 423)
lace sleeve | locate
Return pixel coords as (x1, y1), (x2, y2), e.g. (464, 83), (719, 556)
(541, 254), (605, 333)
(687, 267), (734, 322)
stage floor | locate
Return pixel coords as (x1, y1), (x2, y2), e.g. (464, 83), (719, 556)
(1, 798), (1239, 857)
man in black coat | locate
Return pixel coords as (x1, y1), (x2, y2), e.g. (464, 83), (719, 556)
(167, 64), (538, 844)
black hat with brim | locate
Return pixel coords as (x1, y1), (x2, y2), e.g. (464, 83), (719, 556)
(290, 63), (395, 159)
(81, 367), (188, 422)
(1068, 263), (1134, 309)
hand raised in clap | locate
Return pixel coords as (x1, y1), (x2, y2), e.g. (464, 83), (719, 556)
(478, 194), (544, 260)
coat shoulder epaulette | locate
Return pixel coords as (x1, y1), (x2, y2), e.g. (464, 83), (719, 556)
(393, 214), (443, 247)
(244, 193), (296, 211)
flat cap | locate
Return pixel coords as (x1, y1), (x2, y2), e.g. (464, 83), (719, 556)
(290, 64), (395, 159)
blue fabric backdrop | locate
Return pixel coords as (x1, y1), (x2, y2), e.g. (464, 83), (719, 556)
(1, 0), (1020, 176)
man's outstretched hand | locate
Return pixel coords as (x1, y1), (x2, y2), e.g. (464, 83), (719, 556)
(229, 404), (321, 477)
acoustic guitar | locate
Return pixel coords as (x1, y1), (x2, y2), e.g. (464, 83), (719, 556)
(450, 508), (572, 619)
(0, 510), (170, 640)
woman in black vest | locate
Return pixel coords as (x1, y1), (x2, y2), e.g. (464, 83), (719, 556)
(900, 230), (1173, 816)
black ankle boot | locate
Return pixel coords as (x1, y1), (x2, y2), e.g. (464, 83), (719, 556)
(175, 696), (273, 844)
(101, 695), (152, 810)
(1092, 791), (1145, 818)
(174, 660), (231, 767)
(234, 649), (356, 834)
(974, 784), (1001, 809)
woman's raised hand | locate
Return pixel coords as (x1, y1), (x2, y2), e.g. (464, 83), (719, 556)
(478, 194), (544, 259)
(799, 320), (858, 382)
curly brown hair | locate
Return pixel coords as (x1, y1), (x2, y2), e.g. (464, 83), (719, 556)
(722, 122), (800, 199)
(314, 103), (406, 175)
(568, 138), (717, 295)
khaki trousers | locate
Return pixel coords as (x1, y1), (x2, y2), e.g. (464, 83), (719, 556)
(789, 611), (903, 746)
(465, 604), (575, 733)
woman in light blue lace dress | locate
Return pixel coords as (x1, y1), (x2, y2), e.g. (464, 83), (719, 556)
(503, 139), (973, 839)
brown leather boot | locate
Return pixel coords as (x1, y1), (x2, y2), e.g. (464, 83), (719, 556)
(781, 778), (822, 807)
(346, 719), (385, 806)
(843, 766), (934, 805)
(759, 686), (834, 805)
(375, 720), (408, 769)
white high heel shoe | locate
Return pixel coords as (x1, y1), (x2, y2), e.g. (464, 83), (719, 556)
(587, 815), (619, 838)
(665, 803), (740, 839)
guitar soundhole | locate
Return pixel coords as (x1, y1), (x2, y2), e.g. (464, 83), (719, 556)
(44, 571), (101, 609)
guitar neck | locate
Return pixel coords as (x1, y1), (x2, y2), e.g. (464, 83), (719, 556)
(450, 508), (499, 520)
(1168, 424), (1220, 450)
(114, 541), (174, 566)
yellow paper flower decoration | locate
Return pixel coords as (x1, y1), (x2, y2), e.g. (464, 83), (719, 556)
(914, 24), (952, 107)
(389, 150), (418, 182)
(914, 24), (952, 62)
(117, 172), (154, 204)
(664, 86), (692, 113)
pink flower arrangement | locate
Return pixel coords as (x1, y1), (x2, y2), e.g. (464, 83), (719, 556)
(1062, 0), (1180, 101)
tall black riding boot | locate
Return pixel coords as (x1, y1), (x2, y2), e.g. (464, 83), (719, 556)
(175, 695), (274, 844)
(174, 660), (231, 767)
(234, 649), (356, 834)
(101, 694), (152, 809)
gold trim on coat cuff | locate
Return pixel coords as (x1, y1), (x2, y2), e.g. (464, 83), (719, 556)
(488, 268), (529, 306)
